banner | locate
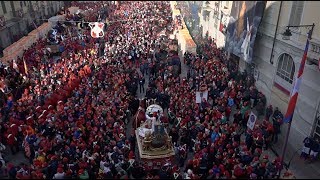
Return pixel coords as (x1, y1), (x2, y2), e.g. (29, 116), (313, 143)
(247, 111), (257, 130)
(196, 90), (208, 104)
(225, 1), (266, 63)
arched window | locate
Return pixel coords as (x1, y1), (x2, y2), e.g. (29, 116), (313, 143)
(276, 53), (295, 84)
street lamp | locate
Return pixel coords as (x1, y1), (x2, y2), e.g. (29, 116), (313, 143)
(278, 23), (315, 178)
(281, 23), (315, 40)
(282, 28), (292, 40)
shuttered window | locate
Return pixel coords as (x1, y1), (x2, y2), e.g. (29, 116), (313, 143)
(313, 103), (320, 140)
(1, 1), (7, 14)
(214, 16), (218, 28)
(289, 1), (304, 26)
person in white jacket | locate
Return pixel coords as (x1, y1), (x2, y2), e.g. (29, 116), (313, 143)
(53, 168), (65, 179)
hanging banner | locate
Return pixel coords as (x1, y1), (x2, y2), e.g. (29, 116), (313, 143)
(89, 22), (105, 38)
(225, 1), (266, 64)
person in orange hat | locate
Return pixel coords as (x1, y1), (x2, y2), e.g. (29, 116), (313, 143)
(24, 125), (35, 137)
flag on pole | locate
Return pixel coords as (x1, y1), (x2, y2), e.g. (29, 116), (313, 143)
(283, 36), (310, 123)
(23, 57), (28, 75)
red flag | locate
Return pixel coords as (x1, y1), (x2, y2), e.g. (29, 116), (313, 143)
(219, 23), (224, 32)
(284, 35), (310, 123)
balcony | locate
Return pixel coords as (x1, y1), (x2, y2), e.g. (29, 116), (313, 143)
(308, 40), (320, 65)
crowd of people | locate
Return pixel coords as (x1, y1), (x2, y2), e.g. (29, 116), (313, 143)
(0, 1), (316, 179)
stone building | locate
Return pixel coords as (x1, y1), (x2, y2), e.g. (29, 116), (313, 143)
(198, 1), (320, 152)
(0, 1), (64, 56)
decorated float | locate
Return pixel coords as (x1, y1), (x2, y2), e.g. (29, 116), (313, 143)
(134, 103), (175, 171)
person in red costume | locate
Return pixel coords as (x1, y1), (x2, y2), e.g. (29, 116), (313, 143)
(7, 133), (18, 155)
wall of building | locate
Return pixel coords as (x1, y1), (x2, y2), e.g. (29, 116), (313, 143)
(0, 1), (64, 51)
(253, 1), (320, 151)
(198, 1), (320, 151)
(198, 1), (233, 48)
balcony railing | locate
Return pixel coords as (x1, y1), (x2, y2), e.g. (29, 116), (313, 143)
(308, 41), (320, 64)
(310, 42), (320, 54)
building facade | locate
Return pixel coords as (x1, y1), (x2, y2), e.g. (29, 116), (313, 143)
(199, 1), (320, 151)
(199, 1), (232, 48)
(253, 1), (320, 151)
(0, 1), (64, 56)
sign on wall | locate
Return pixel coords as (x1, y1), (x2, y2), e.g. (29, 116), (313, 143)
(225, 1), (266, 64)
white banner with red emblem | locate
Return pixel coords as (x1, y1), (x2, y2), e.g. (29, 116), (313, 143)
(89, 22), (105, 38)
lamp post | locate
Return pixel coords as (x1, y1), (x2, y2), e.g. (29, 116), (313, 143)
(278, 23), (315, 178)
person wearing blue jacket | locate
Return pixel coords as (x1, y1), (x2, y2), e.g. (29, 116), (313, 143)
(227, 96), (234, 107)
(211, 129), (220, 143)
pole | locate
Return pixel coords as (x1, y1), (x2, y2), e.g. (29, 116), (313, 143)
(278, 23), (314, 178)
(278, 119), (292, 178)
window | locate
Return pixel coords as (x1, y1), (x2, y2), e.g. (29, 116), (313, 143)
(10, 1), (15, 13)
(1, 1), (7, 14)
(289, 1), (304, 26)
(313, 103), (320, 140)
(226, 1), (229, 7)
(214, 16), (218, 28)
(20, 1), (23, 8)
(276, 53), (295, 84)
(24, 1), (26, 6)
